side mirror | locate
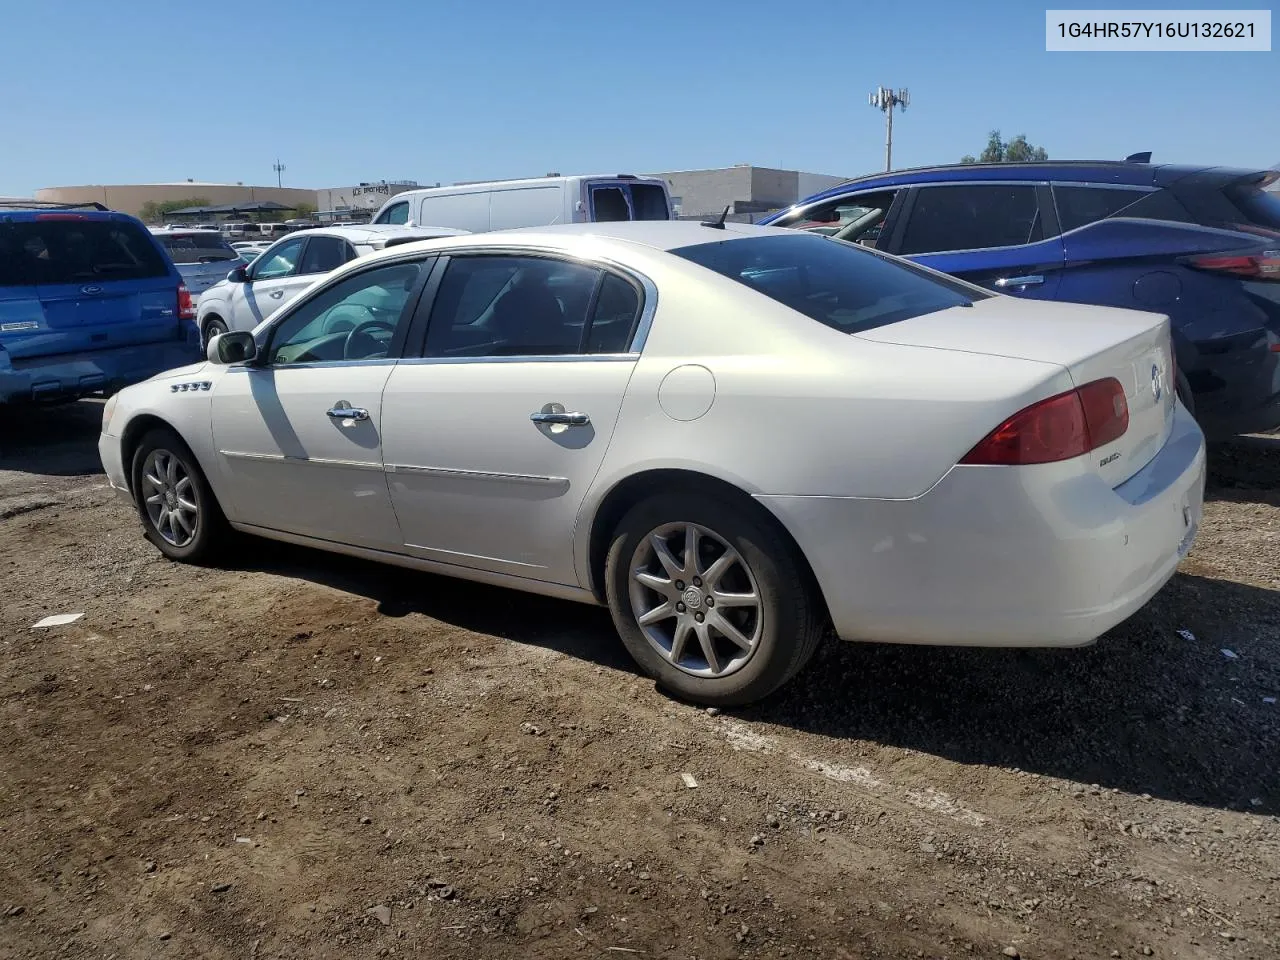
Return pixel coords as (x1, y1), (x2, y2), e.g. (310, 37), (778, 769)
(228, 265), (249, 283)
(207, 330), (258, 365)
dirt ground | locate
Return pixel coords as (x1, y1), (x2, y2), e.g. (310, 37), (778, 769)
(1, 401), (1277, 960)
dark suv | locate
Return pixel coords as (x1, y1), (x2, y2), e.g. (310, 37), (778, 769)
(761, 161), (1280, 439)
(0, 205), (201, 404)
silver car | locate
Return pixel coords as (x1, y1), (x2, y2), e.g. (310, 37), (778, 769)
(149, 228), (241, 301)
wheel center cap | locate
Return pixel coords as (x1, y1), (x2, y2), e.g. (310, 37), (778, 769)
(165, 490), (177, 508)
(681, 586), (704, 610)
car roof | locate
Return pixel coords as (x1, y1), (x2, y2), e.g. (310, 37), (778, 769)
(795, 161), (1269, 205)
(351, 221), (800, 263)
(287, 224), (471, 243)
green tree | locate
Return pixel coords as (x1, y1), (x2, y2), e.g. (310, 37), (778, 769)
(960, 130), (1048, 164)
(293, 201), (316, 219)
(138, 197), (210, 223)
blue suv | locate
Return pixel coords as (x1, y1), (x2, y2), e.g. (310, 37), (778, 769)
(0, 204), (202, 404)
(760, 160), (1280, 439)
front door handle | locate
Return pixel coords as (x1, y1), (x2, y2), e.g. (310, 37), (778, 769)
(327, 405), (369, 423)
(994, 275), (1044, 289)
(269, 290), (285, 299)
(530, 411), (590, 426)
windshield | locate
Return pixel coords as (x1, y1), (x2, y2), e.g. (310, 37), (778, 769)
(671, 233), (986, 334)
(156, 232), (238, 264)
(0, 219), (169, 287)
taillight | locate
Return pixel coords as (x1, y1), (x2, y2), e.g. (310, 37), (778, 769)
(1182, 250), (1280, 280)
(177, 283), (195, 321)
(961, 378), (1129, 466)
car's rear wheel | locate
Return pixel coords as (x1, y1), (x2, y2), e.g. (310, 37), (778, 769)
(201, 316), (227, 350)
(130, 428), (228, 563)
(604, 491), (825, 706)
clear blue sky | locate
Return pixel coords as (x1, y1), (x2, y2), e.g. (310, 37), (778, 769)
(1, 0), (1275, 195)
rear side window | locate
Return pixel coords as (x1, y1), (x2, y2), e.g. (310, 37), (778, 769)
(1053, 186), (1149, 232)
(299, 236), (354, 274)
(671, 233), (985, 335)
(0, 219), (169, 287)
(1226, 183), (1280, 232)
(155, 231), (238, 264)
(899, 185), (1043, 254)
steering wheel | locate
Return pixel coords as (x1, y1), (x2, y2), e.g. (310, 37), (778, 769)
(344, 318), (397, 360)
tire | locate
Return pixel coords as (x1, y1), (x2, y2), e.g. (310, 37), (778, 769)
(604, 490), (825, 706)
(201, 316), (227, 350)
(129, 427), (229, 563)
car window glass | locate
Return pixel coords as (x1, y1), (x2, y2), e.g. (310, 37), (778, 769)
(672, 234), (985, 336)
(378, 202), (409, 225)
(252, 237), (306, 280)
(154, 232), (239, 264)
(771, 191), (897, 247)
(1053, 186), (1148, 232)
(592, 187), (630, 222)
(899, 185), (1043, 254)
(299, 235), (351, 274)
(267, 261), (422, 365)
(0, 220), (169, 287)
(629, 184), (670, 221)
(423, 255), (603, 357)
(585, 273), (642, 353)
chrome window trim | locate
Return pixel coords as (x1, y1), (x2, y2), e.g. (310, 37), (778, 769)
(398, 353), (638, 366)
(419, 245), (659, 357)
(1048, 181), (1157, 193)
(224, 357), (400, 372)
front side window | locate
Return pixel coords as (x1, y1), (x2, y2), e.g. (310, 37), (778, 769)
(251, 237), (306, 280)
(671, 233), (985, 335)
(267, 261), (422, 365)
(299, 235), (355, 274)
(0, 220), (169, 287)
(423, 255), (640, 357)
(899, 184), (1043, 255)
(377, 201), (410, 225)
(1053, 186), (1148, 232)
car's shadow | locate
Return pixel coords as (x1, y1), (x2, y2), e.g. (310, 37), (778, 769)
(1205, 434), (1280, 506)
(238, 536), (1278, 814)
(0, 399), (105, 477)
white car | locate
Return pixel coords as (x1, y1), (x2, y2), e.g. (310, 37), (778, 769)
(194, 224), (468, 346)
(99, 221), (1206, 706)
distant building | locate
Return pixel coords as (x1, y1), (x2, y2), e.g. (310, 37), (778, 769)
(35, 182), (320, 220)
(648, 165), (848, 221)
(315, 180), (421, 221)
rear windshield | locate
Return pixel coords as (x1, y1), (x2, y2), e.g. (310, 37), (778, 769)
(671, 233), (986, 334)
(0, 219), (170, 287)
(630, 184), (670, 221)
(155, 231), (238, 264)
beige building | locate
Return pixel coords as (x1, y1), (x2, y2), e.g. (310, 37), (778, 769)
(34, 182), (319, 220)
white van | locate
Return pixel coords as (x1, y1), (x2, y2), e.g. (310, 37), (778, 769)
(370, 174), (672, 232)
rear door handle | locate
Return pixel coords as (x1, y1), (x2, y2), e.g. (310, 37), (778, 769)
(327, 405), (369, 422)
(994, 275), (1044, 289)
(530, 411), (590, 426)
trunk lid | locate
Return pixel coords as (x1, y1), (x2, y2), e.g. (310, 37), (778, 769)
(858, 296), (1176, 485)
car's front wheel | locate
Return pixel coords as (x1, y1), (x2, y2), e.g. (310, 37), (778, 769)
(130, 428), (228, 563)
(201, 316), (228, 350)
(604, 491), (825, 706)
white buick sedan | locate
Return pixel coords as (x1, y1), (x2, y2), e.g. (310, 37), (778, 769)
(99, 221), (1205, 705)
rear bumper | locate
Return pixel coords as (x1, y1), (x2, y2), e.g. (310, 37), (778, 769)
(0, 334), (201, 403)
(759, 403), (1206, 648)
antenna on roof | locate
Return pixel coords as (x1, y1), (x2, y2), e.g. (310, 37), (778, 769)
(1124, 151), (1152, 163)
(701, 205), (730, 230)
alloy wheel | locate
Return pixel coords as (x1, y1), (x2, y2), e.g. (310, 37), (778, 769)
(141, 449), (199, 548)
(628, 522), (763, 678)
